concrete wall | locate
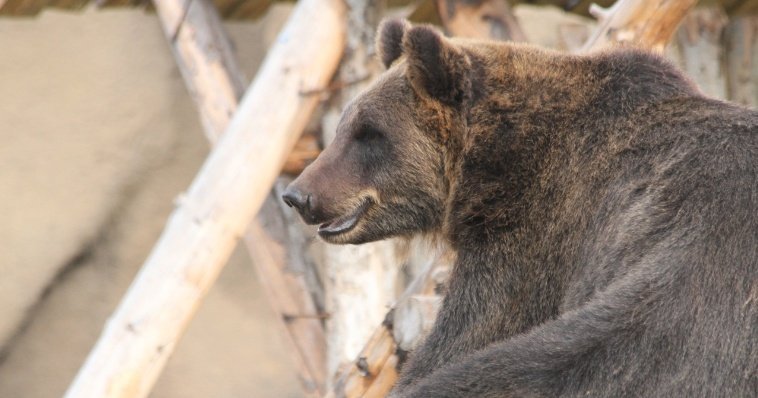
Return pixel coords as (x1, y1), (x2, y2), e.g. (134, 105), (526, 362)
(0, 5), (302, 397)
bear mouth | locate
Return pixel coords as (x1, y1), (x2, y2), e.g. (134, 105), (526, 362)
(317, 199), (372, 238)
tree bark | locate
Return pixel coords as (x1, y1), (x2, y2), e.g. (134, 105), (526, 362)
(63, 1), (345, 397)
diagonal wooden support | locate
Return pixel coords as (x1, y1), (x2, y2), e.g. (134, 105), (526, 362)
(149, 0), (330, 395)
(63, 1), (345, 397)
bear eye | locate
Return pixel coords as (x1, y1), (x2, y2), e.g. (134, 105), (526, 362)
(354, 125), (384, 142)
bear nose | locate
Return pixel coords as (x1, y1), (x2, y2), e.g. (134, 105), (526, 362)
(281, 187), (313, 219)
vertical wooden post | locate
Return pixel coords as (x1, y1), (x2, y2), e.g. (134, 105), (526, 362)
(724, 15), (758, 107)
(673, 7), (728, 99)
(318, 0), (408, 387)
(582, 0), (697, 52)
(63, 1), (345, 397)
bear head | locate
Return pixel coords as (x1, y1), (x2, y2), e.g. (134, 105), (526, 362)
(283, 19), (474, 244)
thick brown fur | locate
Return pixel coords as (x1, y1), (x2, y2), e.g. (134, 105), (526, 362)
(284, 20), (757, 397)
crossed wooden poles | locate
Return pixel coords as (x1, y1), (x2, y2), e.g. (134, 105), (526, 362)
(63, 0), (696, 397)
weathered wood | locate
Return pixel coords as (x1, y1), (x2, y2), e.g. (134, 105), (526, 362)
(724, 14), (758, 107)
(582, 0), (697, 52)
(150, 0), (329, 394)
(435, 0), (526, 41)
(63, 1), (345, 397)
(674, 7), (728, 99)
(316, 0), (408, 387)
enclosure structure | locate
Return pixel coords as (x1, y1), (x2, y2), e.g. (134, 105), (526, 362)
(0, 0), (756, 397)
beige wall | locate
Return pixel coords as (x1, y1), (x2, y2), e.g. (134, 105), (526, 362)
(0, 5), (302, 398)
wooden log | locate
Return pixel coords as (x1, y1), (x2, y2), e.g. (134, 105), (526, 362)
(582, 0), (697, 52)
(150, 0), (329, 394)
(62, 1), (345, 397)
(724, 14), (758, 107)
(316, 0), (409, 387)
(435, 0), (526, 41)
(673, 7), (728, 99)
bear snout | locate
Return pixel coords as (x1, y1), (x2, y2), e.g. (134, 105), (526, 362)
(281, 186), (317, 224)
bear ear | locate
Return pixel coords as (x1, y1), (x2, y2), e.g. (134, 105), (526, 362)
(402, 25), (471, 106)
(376, 19), (410, 69)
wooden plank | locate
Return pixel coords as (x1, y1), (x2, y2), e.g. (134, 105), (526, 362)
(62, 0), (345, 397)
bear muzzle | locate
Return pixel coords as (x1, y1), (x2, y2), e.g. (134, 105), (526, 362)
(282, 184), (372, 239)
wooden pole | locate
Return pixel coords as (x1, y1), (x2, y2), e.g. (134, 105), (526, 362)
(150, 0), (329, 394)
(63, 1), (345, 397)
(582, 0), (697, 52)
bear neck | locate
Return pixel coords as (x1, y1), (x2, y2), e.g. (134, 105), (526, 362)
(433, 45), (701, 337)
(443, 45), (699, 264)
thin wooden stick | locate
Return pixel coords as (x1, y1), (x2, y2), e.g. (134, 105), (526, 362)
(63, 1), (345, 397)
(150, 0), (329, 394)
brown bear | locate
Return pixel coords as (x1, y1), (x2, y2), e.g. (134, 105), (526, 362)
(282, 19), (757, 397)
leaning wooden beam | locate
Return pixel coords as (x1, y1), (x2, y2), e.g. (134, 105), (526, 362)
(332, 1), (699, 396)
(435, 0), (526, 41)
(150, 0), (328, 395)
(63, 1), (345, 397)
(582, 0), (697, 52)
